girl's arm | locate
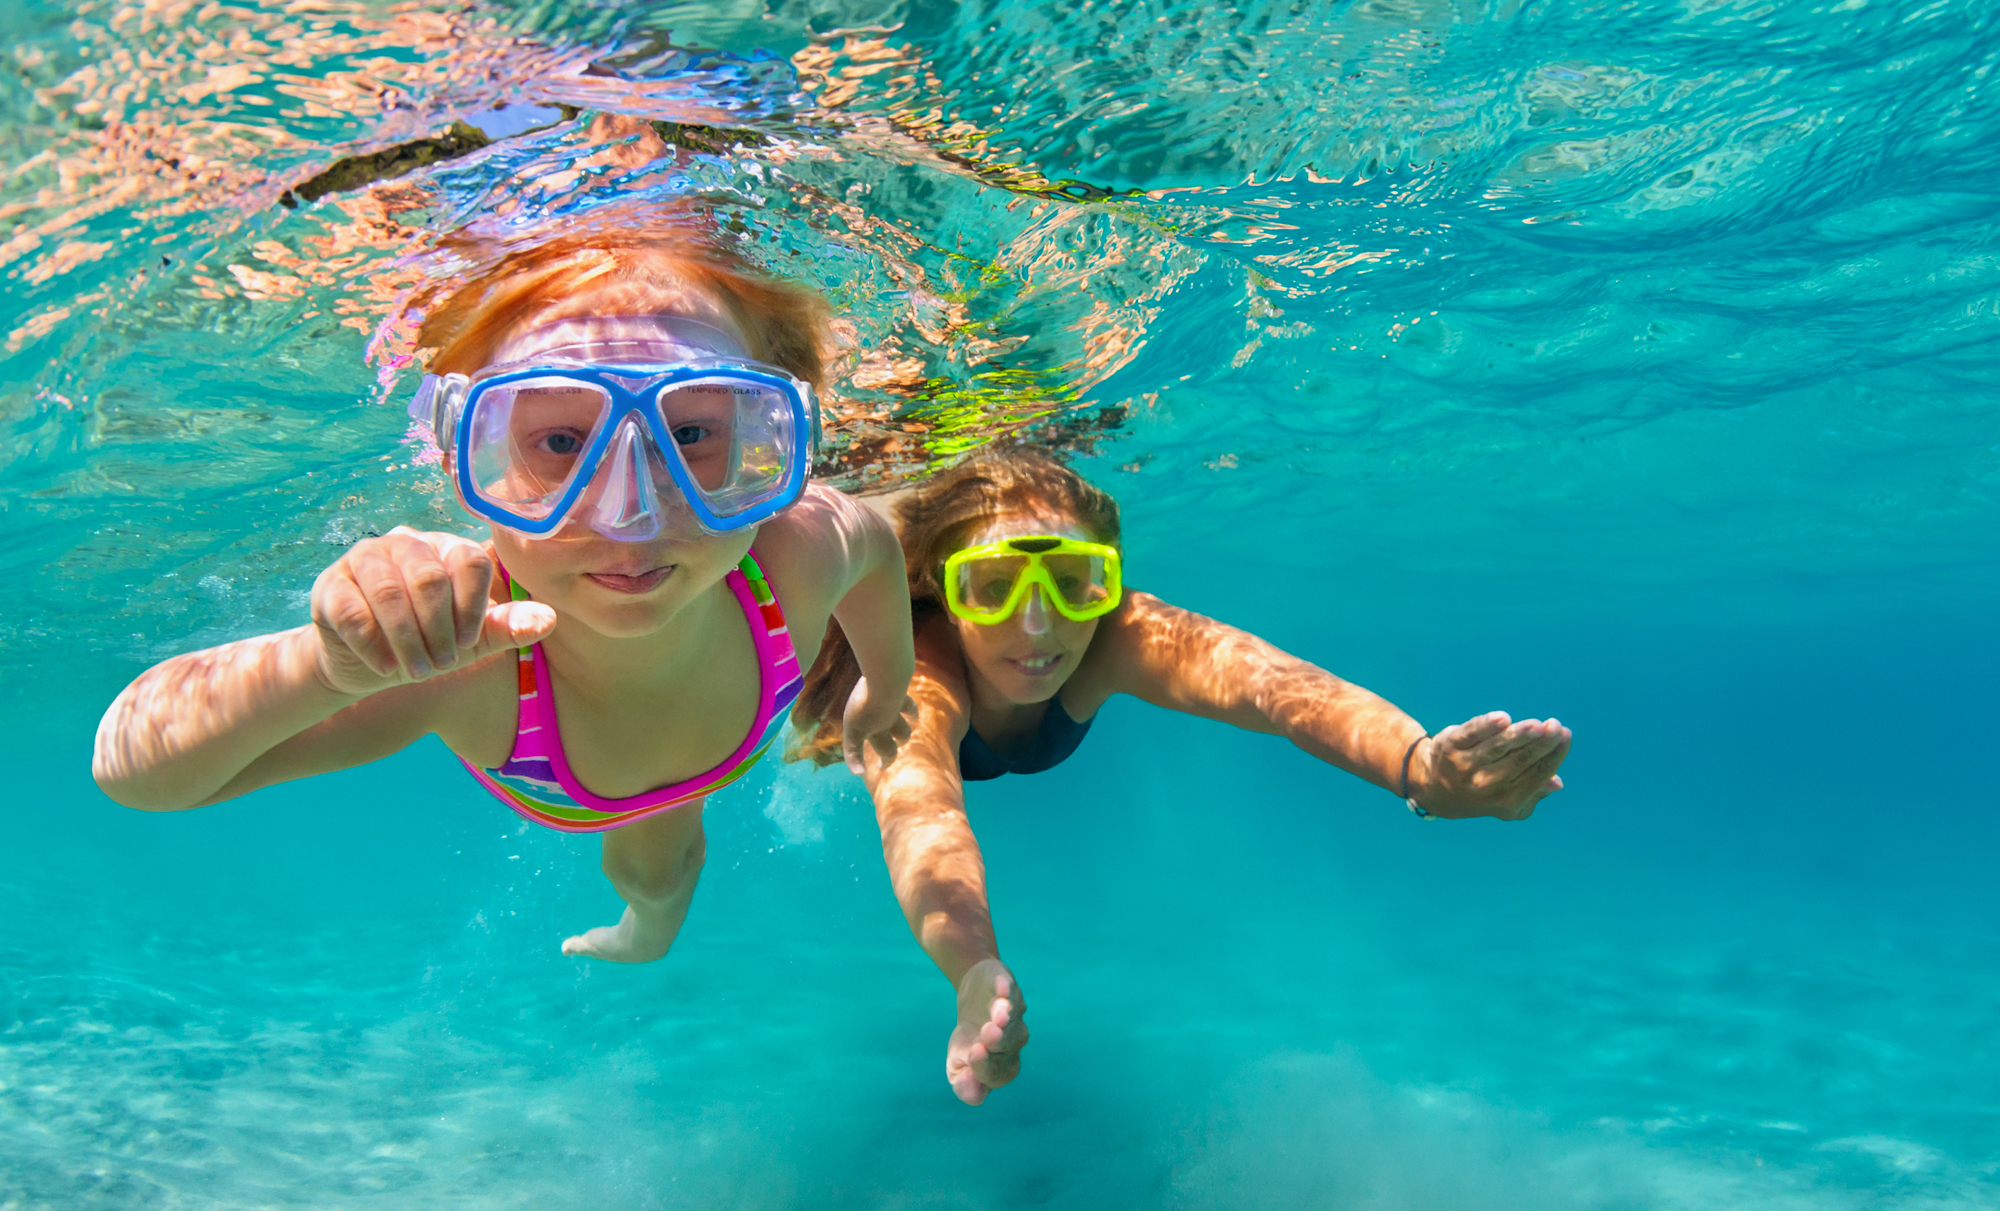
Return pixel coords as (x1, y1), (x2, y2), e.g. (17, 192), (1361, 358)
(760, 485), (916, 771)
(1096, 592), (1569, 820)
(862, 627), (1026, 1104)
(93, 529), (553, 811)
(830, 502), (917, 772)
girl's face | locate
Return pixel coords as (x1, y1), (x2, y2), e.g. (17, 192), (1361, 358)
(489, 518), (754, 641)
(471, 283), (759, 639)
(949, 509), (1104, 706)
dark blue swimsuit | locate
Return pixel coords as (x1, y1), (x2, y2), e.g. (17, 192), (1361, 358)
(958, 698), (1094, 781)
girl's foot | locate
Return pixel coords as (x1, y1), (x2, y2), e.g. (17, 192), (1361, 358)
(561, 905), (675, 963)
(947, 959), (1029, 1104)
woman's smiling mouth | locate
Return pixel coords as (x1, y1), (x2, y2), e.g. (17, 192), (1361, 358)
(1004, 653), (1065, 677)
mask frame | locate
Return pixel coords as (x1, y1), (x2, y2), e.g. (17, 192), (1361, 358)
(410, 357), (821, 539)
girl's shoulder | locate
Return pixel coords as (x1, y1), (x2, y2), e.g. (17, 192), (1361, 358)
(761, 480), (879, 541)
(753, 482), (891, 603)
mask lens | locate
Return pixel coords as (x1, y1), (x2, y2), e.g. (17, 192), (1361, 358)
(465, 378), (612, 519)
(656, 377), (798, 515)
(955, 555), (1028, 614)
(1040, 551), (1110, 610)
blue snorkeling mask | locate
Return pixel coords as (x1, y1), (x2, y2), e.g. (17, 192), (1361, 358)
(409, 314), (820, 541)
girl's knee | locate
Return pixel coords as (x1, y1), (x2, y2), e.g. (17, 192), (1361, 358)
(603, 819), (705, 904)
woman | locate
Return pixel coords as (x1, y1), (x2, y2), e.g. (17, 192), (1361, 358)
(792, 447), (1571, 1105)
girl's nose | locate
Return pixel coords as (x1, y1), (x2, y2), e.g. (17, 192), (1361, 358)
(581, 416), (664, 541)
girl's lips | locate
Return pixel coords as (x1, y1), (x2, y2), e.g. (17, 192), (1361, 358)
(584, 566), (674, 594)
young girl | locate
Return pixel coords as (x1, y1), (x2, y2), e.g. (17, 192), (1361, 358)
(792, 448), (1572, 1104)
(94, 228), (916, 964)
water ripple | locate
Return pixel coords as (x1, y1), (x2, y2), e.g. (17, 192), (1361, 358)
(0, 0), (1996, 658)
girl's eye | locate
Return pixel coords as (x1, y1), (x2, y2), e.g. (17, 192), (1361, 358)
(672, 424), (710, 446)
(974, 578), (1013, 604)
(1054, 574), (1082, 595)
(537, 431), (585, 456)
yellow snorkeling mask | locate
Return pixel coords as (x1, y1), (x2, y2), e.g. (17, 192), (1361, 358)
(943, 535), (1123, 625)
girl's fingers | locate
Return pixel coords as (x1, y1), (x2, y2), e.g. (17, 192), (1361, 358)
(870, 722), (905, 762)
(439, 537), (494, 650)
(314, 566), (397, 677)
(314, 533), (471, 684)
(386, 529), (463, 671)
(345, 537), (442, 678)
(842, 677), (888, 773)
(317, 536), (539, 685)
(850, 709), (909, 770)
(340, 529), (499, 678)
(469, 601), (557, 662)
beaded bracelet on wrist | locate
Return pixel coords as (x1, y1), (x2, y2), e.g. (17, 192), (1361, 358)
(1400, 733), (1438, 820)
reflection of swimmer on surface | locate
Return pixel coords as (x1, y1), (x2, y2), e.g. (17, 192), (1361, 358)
(791, 447), (1572, 1105)
(93, 225), (915, 964)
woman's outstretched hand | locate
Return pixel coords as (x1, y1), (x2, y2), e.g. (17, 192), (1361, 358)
(843, 675), (916, 774)
(310, 527), (556, 695)
(1409, 712), (1571, 821)
(948, 958), (1028, 1106)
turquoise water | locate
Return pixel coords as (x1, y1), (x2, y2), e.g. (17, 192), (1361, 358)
(5, 0), (2000, 1205)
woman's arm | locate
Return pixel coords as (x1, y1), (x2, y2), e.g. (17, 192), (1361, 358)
(866, 637), (990, 981)
(862, 628), (1027, 1104)
(93, 529), (552, 810)
(1096, 592), (1569, 819)
(1096, 592), (1419, 784)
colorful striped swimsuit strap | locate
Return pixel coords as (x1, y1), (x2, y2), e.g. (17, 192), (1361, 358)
(463, 552), (805, 834)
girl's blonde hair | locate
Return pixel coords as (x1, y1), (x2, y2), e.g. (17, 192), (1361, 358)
(789, 446), (1121, 766)
(414, 226), (830, 385)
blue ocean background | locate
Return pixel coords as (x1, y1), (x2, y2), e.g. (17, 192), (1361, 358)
(4, 0), (1999, 1204)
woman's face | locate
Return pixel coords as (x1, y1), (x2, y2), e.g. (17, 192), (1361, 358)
(949, 509), (1105, 706)
(471, 283), (758, 640)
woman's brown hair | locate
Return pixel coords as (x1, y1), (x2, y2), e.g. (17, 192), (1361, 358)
(413, 222), (830, 386)
(788, 445), (1122, 766)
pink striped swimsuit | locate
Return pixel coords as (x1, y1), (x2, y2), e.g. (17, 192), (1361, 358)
(463, 552), (804, 833)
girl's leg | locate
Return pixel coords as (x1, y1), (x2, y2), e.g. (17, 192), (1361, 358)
(561, 801), (706, 963)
